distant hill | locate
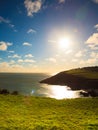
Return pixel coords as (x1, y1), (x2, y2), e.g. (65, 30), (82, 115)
(65, 66), (98, 79)
(40, 66), (98, 92)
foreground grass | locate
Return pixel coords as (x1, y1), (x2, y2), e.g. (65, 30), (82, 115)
(0, 95), (98, 130)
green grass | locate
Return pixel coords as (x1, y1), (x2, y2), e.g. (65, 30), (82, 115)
(66, 68), (98, 79)
(0, 95), (98, 130)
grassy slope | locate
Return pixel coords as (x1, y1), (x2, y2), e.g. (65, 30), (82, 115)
(0, 95), (98, 130)
(65, 67), (98, 79)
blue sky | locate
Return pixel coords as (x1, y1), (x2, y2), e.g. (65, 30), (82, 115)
(0, 0), (98, 73)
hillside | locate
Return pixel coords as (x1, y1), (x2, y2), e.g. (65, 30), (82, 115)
(40, 66), (98, 92)
(65, 66), (98, 79)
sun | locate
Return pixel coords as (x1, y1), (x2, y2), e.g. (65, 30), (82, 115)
(58, 37), (71, 49)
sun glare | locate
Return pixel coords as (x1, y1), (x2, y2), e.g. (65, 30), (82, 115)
(58, 37), (71, 49)
(50, 85), (76, 99)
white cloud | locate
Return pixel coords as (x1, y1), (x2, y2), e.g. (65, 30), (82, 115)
(7, 42), (13, 46)
(86, 24), (98, 49)
(24, 59), (35, 63)
(8, 56), (11, 58)
(25, 54), (34, 58)
(85, 33), (98, 50)
(90, 52), (98, 58)
(0, 41), (12, 51)
(0, 41), (7, 51)
(0, 62), (23, 72)
(13, 54), (21, 58)
(46, 58), (57, 63)
(0, 61), (39, 73)
(0, 16), (15, 30)
(27, 29), (36, 34)
(18, 59), (35, 63)
(79, 60), (85, 65)
(23, 42), (32, 46)
(66, 50), (72, 54)
(8, 54), (21, 58)
(86, 33), (98, 45)
(58, 0), (65, 4)
(18, 59), (24, 63)
(11, 64), (23, 69)
(90, 52), (96, 58)
(0, 16), (10, 24)
(8, 50), (15, 53)
(0, 62), (16, 72)
(0, 62), (9, 67)
(14, 29), (18, 32)
(86, 58), (97, 64)
(24, 0), (42, 16)
(75, 51), (83, 57)
(9, 60), (15, 64)
(80, 58), (97, 65)
(9, 24), (15, 28)
(72, 59), (78, 62)
(88, 44), (98, 50)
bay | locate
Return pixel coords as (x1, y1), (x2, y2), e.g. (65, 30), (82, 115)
(0, 73), (80, 99)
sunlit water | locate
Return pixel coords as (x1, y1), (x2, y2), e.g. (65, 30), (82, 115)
(0, 73), (80, 99)
(37, 84), (80, 99)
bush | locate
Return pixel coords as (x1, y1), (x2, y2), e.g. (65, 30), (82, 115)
(0, 89), (10, 95)
(0, 88), (19, 95)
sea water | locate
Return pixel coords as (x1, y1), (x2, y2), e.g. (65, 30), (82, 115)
(0, 73), (80, 99)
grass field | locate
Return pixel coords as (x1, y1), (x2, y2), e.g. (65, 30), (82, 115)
(0, 95), (98, 130)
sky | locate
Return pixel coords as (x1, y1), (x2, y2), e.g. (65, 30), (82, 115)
(0, 0), (98, 73)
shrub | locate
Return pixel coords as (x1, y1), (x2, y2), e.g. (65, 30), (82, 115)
(0, 89), (10, 95)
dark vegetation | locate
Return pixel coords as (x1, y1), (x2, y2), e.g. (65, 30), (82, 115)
(40, 66), (98, 97)
(0, 95), (98, 130)
(80, 90), (98, 97)
(0, 88), (18, 95)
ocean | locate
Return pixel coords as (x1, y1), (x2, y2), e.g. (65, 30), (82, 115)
(0, 73), (79, 99)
